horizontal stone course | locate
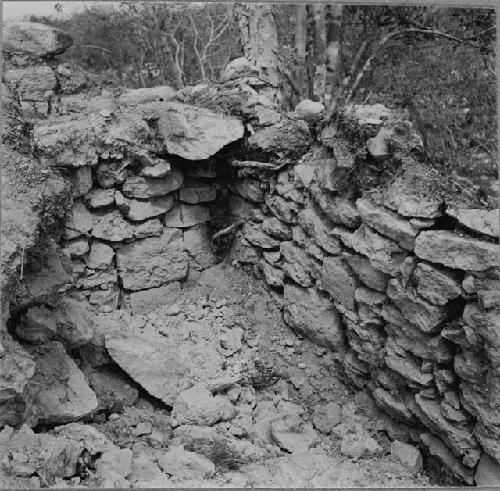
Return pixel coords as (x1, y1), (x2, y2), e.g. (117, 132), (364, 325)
(415, 230), (499, 272)
(122, 172), (184, 199)
(356, 198), (418, 250)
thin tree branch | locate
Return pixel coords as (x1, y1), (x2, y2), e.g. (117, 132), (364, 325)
(78, 44), (113, 54)
(212, 219), (245, 240)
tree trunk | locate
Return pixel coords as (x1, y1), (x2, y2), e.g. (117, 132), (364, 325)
(234, 3), (280, 87)
(325, 4), (343, 106)
(294, 4), (307, 99)
(305, 5), (316, 100)
(312, 4), (327, 103)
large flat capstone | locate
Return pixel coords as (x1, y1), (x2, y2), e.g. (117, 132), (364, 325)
(3, 22), (73, 57)
(154, 101), (244, 160)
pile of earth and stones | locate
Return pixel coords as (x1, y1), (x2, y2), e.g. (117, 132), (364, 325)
(1, 21), (500, 488)
(2, 264), (436, 488)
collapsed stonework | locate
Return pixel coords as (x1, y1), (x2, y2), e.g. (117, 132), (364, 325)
(1, 22), (500, 487)
(230, 107), (500, 484)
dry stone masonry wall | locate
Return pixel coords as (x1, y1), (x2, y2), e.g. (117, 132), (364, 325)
(2, 21), (500, 487)
(33, 90), (245, 315)
(228, 104), (500, 485)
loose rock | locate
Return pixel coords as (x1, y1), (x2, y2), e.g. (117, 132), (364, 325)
(391, 440), (423, 473)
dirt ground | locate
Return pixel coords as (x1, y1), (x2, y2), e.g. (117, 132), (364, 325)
(79, 262), (436, 488)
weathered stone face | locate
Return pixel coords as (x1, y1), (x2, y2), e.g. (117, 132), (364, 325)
(96, 160), (128, 188)
(446, 207), (499, 238)
(382, 305), (452, 363)
(63, 238), (89, 258)
(294, 99), (325, 123)
(0, 339), (36, 428)
(244, 223), (280, 250)
(266, 195), (300, 224)
(411, 394), (480, 466)
(3, 22), (73, 57)
(179, 185), (217, 204)
(343, 252), (388, 292)
(373, 388), (417, 425)
(340, 224), (408, 276)
(230, 179), (266, 203)
(92, 211), (135, 242)
(105, 327), (194, 406)
(356, 198), (418, 250)
(34, 114), (103, 168)
(84, 188), (115, 209)
(183, 225), (217, 271)
(298, 205), (342, 255)
(312, 191), (361, 229)
(281, 241), (314, 287)
(140, 160), (172, 178)
(475, 453), (500, 486)
(164, 204), (211, 228)
(413, 262), (462, 306)
(126, 195), (174, 222)
(321, 257), (357, 310)
(415, 230), (499, 272)
(387, 278), (452, 334)
(24, 341), (98, 426)
(122, 171), (184, 199)
(85, 241), (114, 270)
(116, 230), (188, 291)
(171, 384), (236, 427)
(384, 341), (434, 387)
(382, 163), (444, 219)
(70, 166), (93, 198)
(128, 282), (181, 315)
(260, 260), (284, 287)
(5, 65), (57, 101)
(283, 283), (344, 350)
(64, 201), (93, 240)
(262, 217), (292, 241)
(154, 101), (244, 160)
(134, 218), (163, 239)
(247, 119), (312, 159)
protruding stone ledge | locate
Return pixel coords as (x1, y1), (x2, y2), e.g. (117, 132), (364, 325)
(415, 230), (499, 272)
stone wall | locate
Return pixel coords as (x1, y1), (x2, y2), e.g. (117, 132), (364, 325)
(3, 21), (500, 485)
(229, 105), (500, 485)
(61, 154), (220, 315)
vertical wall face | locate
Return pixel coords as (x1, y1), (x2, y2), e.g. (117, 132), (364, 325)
(63, 159), (223, 315)
(228, 105), (500, 484)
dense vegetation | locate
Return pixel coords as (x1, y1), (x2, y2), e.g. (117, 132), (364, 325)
(31, 3), (497, 205)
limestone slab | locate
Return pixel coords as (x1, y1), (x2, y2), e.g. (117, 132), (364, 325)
(116, 230), (188, 290)
(415, 230), (499, 272)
